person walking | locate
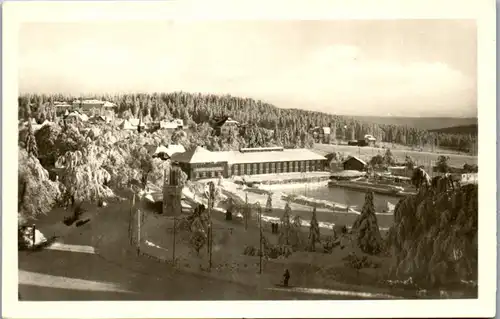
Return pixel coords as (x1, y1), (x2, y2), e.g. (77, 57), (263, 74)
(283, 269), (290, 287)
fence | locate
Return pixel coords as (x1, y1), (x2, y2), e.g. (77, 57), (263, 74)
(129, 198), (239, 270)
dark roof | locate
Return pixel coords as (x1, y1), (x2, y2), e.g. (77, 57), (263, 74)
(212, 116), (239, 127)
(343, 156), (367, 165)
(211, 116), (229, 127)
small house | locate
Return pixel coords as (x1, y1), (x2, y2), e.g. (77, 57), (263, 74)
(213, 116), (239, 136)
(73, 99), (116, 115)
(461, 173), (478, 185)
(308, 126), (331, 143)
(120, 118), (145, 130)
(64, 110), (88, 122)
(53, 101), (72, 108)
(103, 101), (117, 108)
(32, 120), (52, 132)
(321, 127), (331, 143)
(159, 119), (184, 130)
(364, 134), (376, 146)
(150, 144), (186, 160)
(90, 115), (111, 124)
(342, 156), (367, 171)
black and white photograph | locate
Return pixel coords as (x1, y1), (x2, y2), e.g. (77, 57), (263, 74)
(2, 0), (496, 318)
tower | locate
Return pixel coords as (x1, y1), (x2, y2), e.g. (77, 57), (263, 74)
(162, 165), (183, 216)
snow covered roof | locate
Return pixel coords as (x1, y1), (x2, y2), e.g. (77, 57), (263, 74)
(103, 101), (116, 108)
(154, 144), (186, 157)
(171, 146), (221, 164)
(225, 117), (239, 124)
(129, 118), (145, 127)
(54, 101), (72, 107)
(172, 147), (326, 165)
(225, 148), (326, 165)
(160, 121), (178, 129)
(32, 120), (52, 132)
(364, 134), (376, 141)
(65, 111), (88, 122)
(73, 100), (116, 108)
(343, 156), (367, 165)
(120, 118), (145, 129)
(90, 115), (111, 123)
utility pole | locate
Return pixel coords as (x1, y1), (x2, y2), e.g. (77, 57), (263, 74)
(172, 217), (176, 264)
(129, 194), (136, 246)
(255, 202), (263, 274)
(208, 181), (215, 269)
(32, 224), (36, 250)
(137, 208), (141, 256)
(244, 192), (248, 230)
(207, 193), (211, 256)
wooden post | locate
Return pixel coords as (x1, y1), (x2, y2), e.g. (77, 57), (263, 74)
(32, 224), (36, 250)
(207, 195), (211, 256)
(244, 193), (248, 230)
(208, 182), (215, 269)
(129, 194), (135, 246)
(257, 203), (262, 274)
(137, 209), (141, 256)
(172, 217), (176, 265)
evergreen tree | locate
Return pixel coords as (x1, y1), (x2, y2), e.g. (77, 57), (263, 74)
(436, 155), (450, 174)
(279, 202), (292, 245)
(289, 215), (303, 250)
(25, 118), (39, 158)
(244, 192), (249, 230)
(265, 193), (273, 213)
(383, 148), (396, 166)
(352, 192), (383, 255)
(17, 92), (477, 151)
(404, 155), (416, 171)
(308, 206), (321, 251)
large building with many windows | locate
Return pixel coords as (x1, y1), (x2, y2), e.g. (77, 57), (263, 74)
(171, 146), (327, 180)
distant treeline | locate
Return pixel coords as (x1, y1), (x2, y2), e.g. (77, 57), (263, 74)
(429, 124), (478, 135)
(18, 92), (478, 153)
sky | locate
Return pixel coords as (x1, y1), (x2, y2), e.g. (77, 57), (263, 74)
(18, 20), (477, 117)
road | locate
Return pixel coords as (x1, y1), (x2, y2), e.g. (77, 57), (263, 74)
(20, 249), (340, 300)
(19, 201), (368, 301)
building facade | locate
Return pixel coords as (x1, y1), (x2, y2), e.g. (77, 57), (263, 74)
(172, 146), (327, 180)
(343, 156), (367, 171)
(163, 166), (183, 216)
(213, 117), (239, 136)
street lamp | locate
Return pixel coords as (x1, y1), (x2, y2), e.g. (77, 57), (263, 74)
(301, 170), (307, 197)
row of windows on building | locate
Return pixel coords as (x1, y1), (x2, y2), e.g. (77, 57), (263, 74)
(231, 160), (323, 176)
(190, 160), (325, 180)
(192, 167), (225, 180)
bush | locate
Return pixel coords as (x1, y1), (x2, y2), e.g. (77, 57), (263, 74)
(75, 218), (91, 227)
(343, 252), (380, 270)
(63, 216), (77, 226)
(243, 245), (258, 256)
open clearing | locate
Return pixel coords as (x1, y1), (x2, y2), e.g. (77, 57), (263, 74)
(313, 143), (477, 167)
